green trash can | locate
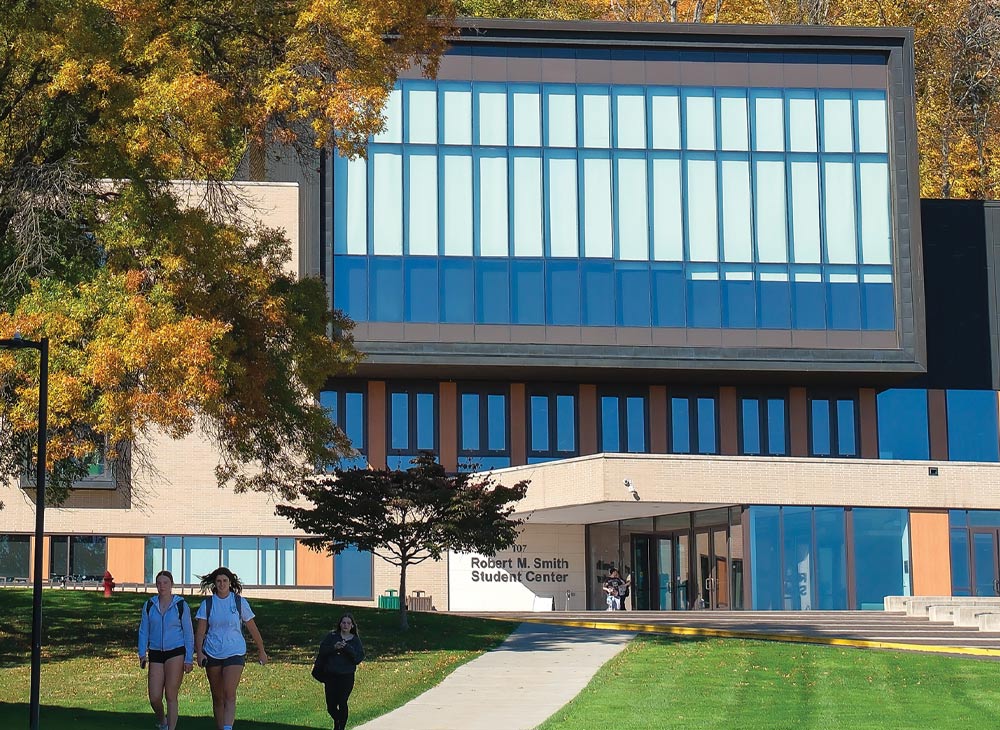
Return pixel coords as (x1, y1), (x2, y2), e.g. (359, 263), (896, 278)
(378, 589), (400, 610)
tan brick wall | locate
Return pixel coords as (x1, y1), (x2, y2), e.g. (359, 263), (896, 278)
(372, 553), (449, 611)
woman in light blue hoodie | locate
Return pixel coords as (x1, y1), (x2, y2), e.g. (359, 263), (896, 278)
(138, 570), (194, 730)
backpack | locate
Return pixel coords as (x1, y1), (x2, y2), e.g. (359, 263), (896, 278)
(204, 593), (243, 622)
(145, 597), (188, 621)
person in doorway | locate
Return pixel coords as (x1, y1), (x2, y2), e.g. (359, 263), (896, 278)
(604, 568), (626, 610)
(619, 571), (632, 611)
(138, 570), (194, 730)
(194, 567), (269, 730)
(315, 613), (365, 730)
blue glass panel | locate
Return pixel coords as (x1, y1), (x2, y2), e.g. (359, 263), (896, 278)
(390, 392), (409, 450)
(416, 392), (435, 451)
(334, 546), (373, 599)
(863, 282), (894, 330)
(950, 510), (968, 527)
(512, 259), (545, 324)
(476, 259), (510, 324)
(811, 399), (831, 456)
(783, 506), (813, 610)
(741, 399), (761, 455)
(852, 508), (909, 608)
(877, 389), (929, 460)
(652, 265), (685, 327)
(548, 260), (581, 326)
(601, 396), (620, 452)
(320, 391), (337, 423)
(951, 528), (970, 595)
(626, 396), (646, 453)
(404, 258), (439, 323)
(829, 280), (861, 330)
(836, 399), (857, 456)
(767, 399), (787, 456)
(759, 279), (791, 329)
(441, 258), (474, 323)
(556, 395), (576, 453)
(617, 263), (652, 327)
(723, 279), (755, 328)
(333, 256), (368, 322)
(671, 397), (690, 454)
(696, 398), (717, 454)
(387, 454), (417, 470)
(582, 260), (615, 326)
(370, 257), (403, 322)
(487, 394), (506, 451)
(967, 511), (1000, 527)
(462, 393), (480, 450)
(345, 392), (365, 448)
(792, 280), (825, 329)
(530, 396), (549, 452)
(458, 456), (512, 472)
(815, 507), (847, 609)
(946, 390), (1000, 462)
(688, 279), (722, 328)
(339, 455), (368, 470)
(749, 506), (783, 610)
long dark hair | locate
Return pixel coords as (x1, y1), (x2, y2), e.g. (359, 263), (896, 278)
(338, 613), (359, 637)
(199, 566), (243, 594)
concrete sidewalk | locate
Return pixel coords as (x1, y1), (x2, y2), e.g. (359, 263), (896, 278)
(353, 622), (635, 730)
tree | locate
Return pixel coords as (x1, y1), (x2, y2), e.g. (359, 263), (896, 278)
(277, 454), (529, 630)
(1, 2), (455, 502)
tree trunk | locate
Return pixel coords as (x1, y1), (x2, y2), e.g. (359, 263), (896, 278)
(398, 560), (409, 631)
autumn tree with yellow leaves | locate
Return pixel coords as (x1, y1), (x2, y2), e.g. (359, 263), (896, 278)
(1, 0), (454, 503)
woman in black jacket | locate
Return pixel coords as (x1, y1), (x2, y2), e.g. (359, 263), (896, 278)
(316, 613), (365, 730)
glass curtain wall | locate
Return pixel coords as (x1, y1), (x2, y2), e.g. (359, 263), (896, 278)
(144, 537), (296, 586)
(0, 535), (30, 581)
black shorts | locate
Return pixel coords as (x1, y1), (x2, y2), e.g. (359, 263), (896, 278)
(148, 647), (186, 663)
(203, 654), (246, 668)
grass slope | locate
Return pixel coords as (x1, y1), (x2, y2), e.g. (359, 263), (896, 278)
(538, 634), (1000, 730)
(0, 589), (513, 729)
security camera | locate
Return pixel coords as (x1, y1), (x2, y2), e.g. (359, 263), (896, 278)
(623, 479), (633, 490)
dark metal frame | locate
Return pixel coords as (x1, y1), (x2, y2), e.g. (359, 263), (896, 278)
(456, 382), (512, 464)
(524, 385), (580, 461)
(596, 386), (650, 454)
(666, 388), (721, 455)
(806, 389), (862, 458)
(736, 388), (790, 457)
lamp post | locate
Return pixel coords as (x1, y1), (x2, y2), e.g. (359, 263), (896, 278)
(0, 335), (48, 730)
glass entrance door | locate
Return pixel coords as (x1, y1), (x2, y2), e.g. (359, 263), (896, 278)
(693, 526), (730, 609)
(631, 533), (690, 610)
(971, 529), (1000, 597)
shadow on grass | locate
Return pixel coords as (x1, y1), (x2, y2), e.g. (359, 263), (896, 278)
(0, 704), (325, 730)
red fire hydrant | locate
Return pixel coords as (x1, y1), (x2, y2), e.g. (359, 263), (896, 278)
(102, 570), (115, 598)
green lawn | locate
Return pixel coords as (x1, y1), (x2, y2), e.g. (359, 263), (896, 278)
(538, 633), (1000, 730)
(0, 589), (513, 729)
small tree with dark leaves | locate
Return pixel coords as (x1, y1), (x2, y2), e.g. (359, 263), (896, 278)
(277, 454), (529, 630)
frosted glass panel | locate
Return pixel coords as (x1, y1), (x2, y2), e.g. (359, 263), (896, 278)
(374, 88), (402, 143)
(546, 91), (577, 148)
(548, 156), (578, 257)
(372, 151), (402, 255)
(859, 161), (891, 265)
(824, 160), (857, 264)
(788, 94), (818, 152)
(685, 93), (715, 151)
(583, 156), (613, 258)
(513, 90), (541, 147)
(822, 94), (853, 153)
(790, 160), (821, 263)
(652, 157), (683, 261)
(513, 155), (543, 256)
(651, 92), (681, 149)
(857, 95), (888, 153)
(443, 88), (472, 145)
(478, 89), (507, 146)
(754, 94), (785, 152)
(617, 157), (649, 261)
(686, 158), (718, 262)
(582, 92), (611, 148)
(720, 94), (749, 151)
(408, 88), (437, 144)
(479, 155), (509, 257)
(721, 159), (752, 262)
(755, 160), (787, 263)
(408, 153), (438, 255)
(616, 93), (646, 149)
(443, 153), (473, 255)
(345, 156), (367, 254)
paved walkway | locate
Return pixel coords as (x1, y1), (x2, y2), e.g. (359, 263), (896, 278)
(353, 622), (635, 730)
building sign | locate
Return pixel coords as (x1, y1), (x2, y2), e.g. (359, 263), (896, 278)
(448, 525), (586, 611)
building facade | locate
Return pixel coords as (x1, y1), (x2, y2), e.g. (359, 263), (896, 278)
(4, 20), (1000, 613)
